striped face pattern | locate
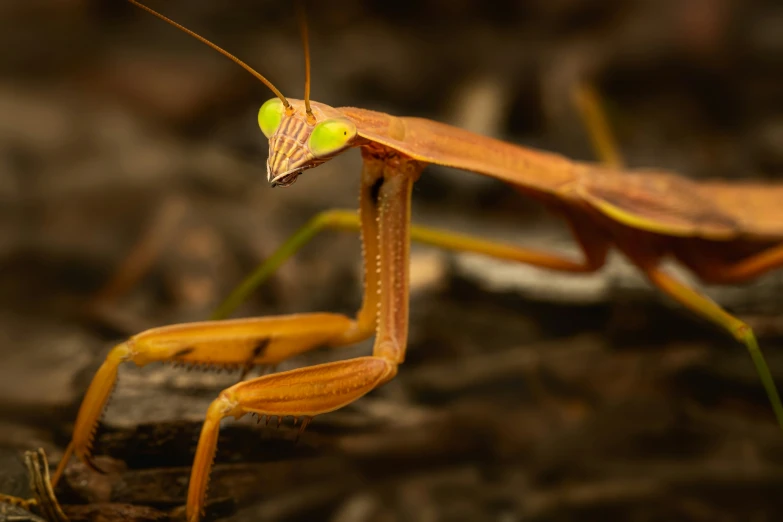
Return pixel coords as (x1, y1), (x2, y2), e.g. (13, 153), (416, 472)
(260, 99), (358, 187)
(266, 109), (321, 187)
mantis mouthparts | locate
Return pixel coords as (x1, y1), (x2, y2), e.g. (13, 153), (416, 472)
(269, 167), (303, 188)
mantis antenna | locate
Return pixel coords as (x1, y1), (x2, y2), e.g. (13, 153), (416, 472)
(297, 3), (315, 123)
(126, 0), (291, 110)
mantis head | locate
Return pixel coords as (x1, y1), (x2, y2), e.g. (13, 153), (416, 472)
(254, 3), (362, 188)
(258, 98), (359, 187)
(127, 0), (352, 188)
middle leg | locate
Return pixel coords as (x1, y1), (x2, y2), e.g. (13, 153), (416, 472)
(212, 205), (610, 320)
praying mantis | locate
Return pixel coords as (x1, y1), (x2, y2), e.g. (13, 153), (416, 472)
(32, 1), (783, 521)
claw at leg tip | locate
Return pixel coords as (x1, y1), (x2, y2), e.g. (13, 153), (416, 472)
(83, 454), (107, 475)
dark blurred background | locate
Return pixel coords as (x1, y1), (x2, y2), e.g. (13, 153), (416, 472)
(1, 1), (783, 521)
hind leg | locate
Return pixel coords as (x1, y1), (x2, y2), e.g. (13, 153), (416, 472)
(684, 242), (783, 284)
(641, 265), (783, 429)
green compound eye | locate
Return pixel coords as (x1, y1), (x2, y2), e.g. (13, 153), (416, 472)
(258, 98), (284, 138)
(308, 118), (357, 157)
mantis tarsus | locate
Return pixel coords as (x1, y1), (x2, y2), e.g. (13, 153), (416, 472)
(44, 1), (783, 521)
